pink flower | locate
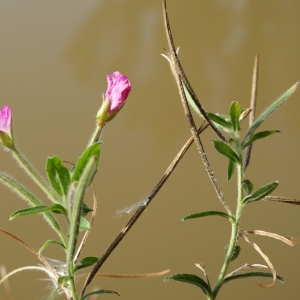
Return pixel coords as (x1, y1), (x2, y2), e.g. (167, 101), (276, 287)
(0, 106), (14, 148)
(97, 71), (131, 125)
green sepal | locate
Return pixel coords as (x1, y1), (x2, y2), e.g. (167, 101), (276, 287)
(181, 211), (234, 223)
(207, 112), (232, 128)
(72, 143), (101, 186)
(83, 290), (120, 299)
(242, 82), (299, 145)
(243, 179), (253, 196)
(46, 156), (71, 199)
(10, 204), (67, 220)
(74, 256), (99, 272)
(242, 130), (280, 149)
(38, 240), (66, 256)
(223, 272), (284, 284)
(227, 159), (235, 181)
(224, 245), (241, 262)
(242, 181), (279, 204)
(229, 101), (242, 132)
(79, 217), (91, 231)
(212, 140), (240, 164)
(164, 273), (212, 297)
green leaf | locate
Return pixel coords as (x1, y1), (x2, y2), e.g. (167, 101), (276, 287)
(224, 245), (241, 262)
(207, 112), (232, 128)
(212, 140), (240, 164)
(82, 202), (93, 217)
(46, 156), (71, 199)
(181, 211), (234, 223)
(10, 204), (67, 220)
(38, 240), (66, 256)
(72, 143), (101, 186)
(242, 179), (253, 196)
(223, 272), (284, 284)
(83, 290), (120, 299)
(242, 130), (280, 149)
(58, 275), (71, 285)
(67, 156), (98, 268)
(164, 273), (212, 296)
(242, 82), (299, 145)
(0, 173), (65, 242)
(79, 216), (91, 231)
(74, 256), (99, 272)
(227, 159), (235, 181)
(229, 101), (242, 132)
(243, 181), (279, 204)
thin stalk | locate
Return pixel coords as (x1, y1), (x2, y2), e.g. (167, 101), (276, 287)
(212, 163), (244, 298)
(88, 125), (104, 146)
(11, 147), (61, 203)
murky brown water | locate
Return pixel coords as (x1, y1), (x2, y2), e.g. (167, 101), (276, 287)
(1, 1), (300, 299)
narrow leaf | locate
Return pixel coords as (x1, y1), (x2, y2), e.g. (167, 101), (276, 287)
(72, 143), (101, 186)
(243, 179), (253, 196)
(243, 82), (300, 144)
(38, 239), (66, 256)
(223, 272), (284, 284)
(10, 204), (67, 220)
(207, 112), (232, 128)
(46, 156), (71, 198)
(227, 159), (235, 181)
(224, 245), (241, 262)
(229, 101), (242, 132)
(74, 257), (99, 272)
(82, 203), (93, 217)
(242, 130), (280, 149)
(212, 141), (240, 164)
(83, 290), (119, 299)
(243, 181), (279, 204)
(67, 156), (98, 268)
(164, 273), (212, 296)
(79, 217), (91, 231)
(58, 275), (71, 285)
(181, 211), (233, 223)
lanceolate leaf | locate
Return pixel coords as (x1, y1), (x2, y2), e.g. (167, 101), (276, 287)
(46, 156), (71, 199)
(224, 245), (241, 262)
(67, 156), (98, 268)
(38, 239), (66, 256)
(243, 181), (279, 204)
(207, 112), (232, 128)
(212, 141), (240, 164)
(181, 211), (234, 223)
(242, 130), (280, 149)
(74, 256), (99, 272)
(223, 272), (284, 284)
(243, 179), (253, 196)
(72, 143), (101, 186)
(242, 82), (300, 144)
(227, 159), (235, 181)
(164, 273), (212, 297)
(79, 217), (91, 231)
(83, 290), (120, 299)
(10, 204), (67, 220)
(229, 101), (242, 132)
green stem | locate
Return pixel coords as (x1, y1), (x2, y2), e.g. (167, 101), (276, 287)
(212, 163), (244, 299)
(68, 270), (79, 300)
(88, 125), (104, 147)
(11, 147), (61, 203)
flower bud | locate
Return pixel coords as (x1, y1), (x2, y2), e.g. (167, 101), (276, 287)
(97, 71), (131, 126)
(0, 106), (14, 149)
